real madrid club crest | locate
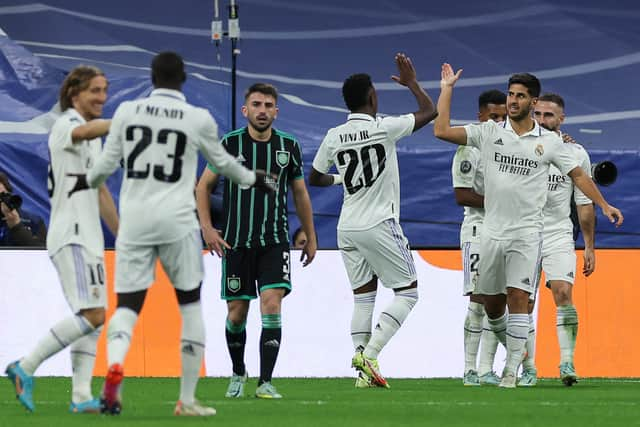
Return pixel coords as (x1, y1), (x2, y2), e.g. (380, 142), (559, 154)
(227, 276), (241, 293)
(535, 144), (544, 156)
(276, 150), (290, 168)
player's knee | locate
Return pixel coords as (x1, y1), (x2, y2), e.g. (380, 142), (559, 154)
(79, 307), (105, 328)
(395, 286), (419, 310)
(117, 289), (148, 314)
(553, 287), (572, 306)
(175, 284), (202, 306)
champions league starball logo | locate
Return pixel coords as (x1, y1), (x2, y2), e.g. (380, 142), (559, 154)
(460, 160), (472, 174)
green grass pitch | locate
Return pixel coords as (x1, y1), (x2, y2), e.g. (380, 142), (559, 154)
(2, 377), (639, 427)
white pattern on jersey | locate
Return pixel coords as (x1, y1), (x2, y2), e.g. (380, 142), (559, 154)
(451, 144), (484, 245)
(87, 88), (256, 245)
(464, 119), (578, 240)
(312, 113), (415, 231)
(543, 141), (592, 237)
(47, 108), (104, 258)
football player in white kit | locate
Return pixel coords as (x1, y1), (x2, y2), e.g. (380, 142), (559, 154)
(309, 53), (437, 388)
(6, 65), (119, 413)
(452, 90), (506, 386)
(67, 52), (274, 416)
(434, 63), (623, 387)
(518, 93), (596, 387)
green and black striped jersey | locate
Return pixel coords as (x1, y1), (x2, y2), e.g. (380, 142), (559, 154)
(208, 127), (304, 249)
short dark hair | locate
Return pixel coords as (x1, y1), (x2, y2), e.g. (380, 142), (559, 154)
(478, 90), (506, 109)
(538, 93), (565, 110)
(244, 83), (278, 102)
(151, 51), (186, 87)
(0, 171), (12, 192)
(342, 73), (373, 111)
(507, 73), (541, 98)
(59, 65), (105, 111)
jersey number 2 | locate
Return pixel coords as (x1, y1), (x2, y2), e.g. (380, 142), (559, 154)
(126, 125), (186, 182)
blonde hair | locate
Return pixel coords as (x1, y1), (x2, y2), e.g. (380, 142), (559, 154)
(59, 65), (105, 111)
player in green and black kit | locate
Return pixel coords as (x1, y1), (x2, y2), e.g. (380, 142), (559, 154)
(196, 83), (317, 399)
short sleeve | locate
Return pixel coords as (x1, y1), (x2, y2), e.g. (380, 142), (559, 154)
(289, 139), (304, 180)
(573, 146), (593, 205)
(549, 137), (579, 176)
(379, 114), (415, 143)
(463, 121), (494, 150)
(49, 114), (81, 152)
(452, 146), (478, 189)
(311, 134), (335, 173)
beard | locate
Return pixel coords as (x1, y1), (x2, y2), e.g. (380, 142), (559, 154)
(248, 117), (273, 133)
(508, 107), (530, 122)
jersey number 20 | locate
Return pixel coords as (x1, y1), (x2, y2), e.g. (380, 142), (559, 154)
(337, 143), (386, 195)
(126, 125), (186, 182)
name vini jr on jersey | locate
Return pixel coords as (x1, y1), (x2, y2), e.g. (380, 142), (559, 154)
(339, 130), (370, 143)
(494, 153), (539, 176)
(547, 174), (567, 191)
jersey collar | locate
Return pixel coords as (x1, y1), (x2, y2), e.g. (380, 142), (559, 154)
(502, 117), (542, 137)
(150, 88), (186, 101)
(347, 113), (375, 122)
(66, 108), (87, 124)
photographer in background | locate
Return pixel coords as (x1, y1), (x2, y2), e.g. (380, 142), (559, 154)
(0, 171), (47, 247)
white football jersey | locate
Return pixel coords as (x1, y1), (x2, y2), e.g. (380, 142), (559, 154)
(451, 145), (484, 244)
(47, 108), (104, 258)
(543, 141), (592, 237)
(87, 88), (256, 245)
(464, 119), (578, 240)
(312, 113), (414, 231)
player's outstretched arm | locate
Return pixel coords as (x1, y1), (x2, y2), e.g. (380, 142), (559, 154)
(308, 167), (341, 187)
(390, 53), (437, 132)
(253, 170), (278, 194)
(568, 167), (623, 227)
(433, 63), (467, 145)
(71, 119), (111, 143)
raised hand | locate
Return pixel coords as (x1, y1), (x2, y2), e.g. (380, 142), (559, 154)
(66, 173), (89, 197)
(441, 63), (463, 89)
(253, 170), (278, 194)
(562, 133), (577, 144)
(391, 53), (418, 87)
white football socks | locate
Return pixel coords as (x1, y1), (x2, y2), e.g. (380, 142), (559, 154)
(178, 302), (206, 405)
(364, 288), (418, 360)
(351, 290), (376, 352)
(106, 308), (138, 367)
(70, 326), (101, 403)
(504, 313), (529, 374)
(21, 314), (94, 375)
(557, 305), (578, 363)
(463, 301), (484, 373)
(477, 314), (500, 375)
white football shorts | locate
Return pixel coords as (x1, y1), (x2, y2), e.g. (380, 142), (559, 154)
(461, 240), (480, 296)
(338, 219), (417, 290)
(541, 231), (576, 287)
(476, 232), (542, 296)
(115, 230), (204, 293)
(51, 244), (106, 312)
